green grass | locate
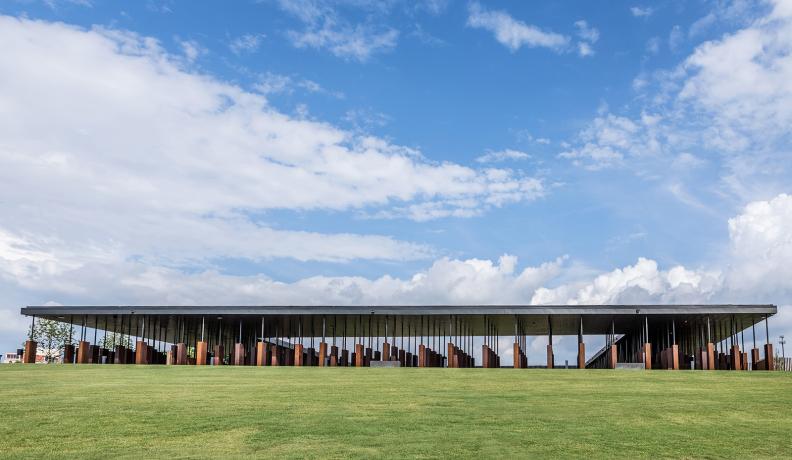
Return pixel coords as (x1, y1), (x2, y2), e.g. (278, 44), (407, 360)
(1, 366), (791, 459)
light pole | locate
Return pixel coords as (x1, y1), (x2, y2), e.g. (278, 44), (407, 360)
(779, 335), (786, 363)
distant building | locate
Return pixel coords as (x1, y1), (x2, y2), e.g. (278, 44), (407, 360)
(2, 352), (22, 364)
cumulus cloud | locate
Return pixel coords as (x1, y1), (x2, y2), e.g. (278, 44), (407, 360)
(630, 6), (654, 18)
(467, 2), (569, 52)
(0, 15), (545, 269)
(559, 1), (792, 202)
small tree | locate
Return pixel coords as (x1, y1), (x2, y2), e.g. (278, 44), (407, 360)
(30, 319), (73, 363)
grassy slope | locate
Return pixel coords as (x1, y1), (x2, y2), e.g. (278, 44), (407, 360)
(1, 366), (791, 459)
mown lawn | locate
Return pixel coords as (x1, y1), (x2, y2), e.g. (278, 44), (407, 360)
(1, 365), (791, 459)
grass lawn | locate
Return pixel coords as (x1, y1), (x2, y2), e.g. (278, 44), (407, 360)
(1, 366), (791, 459)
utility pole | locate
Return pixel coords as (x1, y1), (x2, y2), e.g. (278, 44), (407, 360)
(780, 335), (786, 362)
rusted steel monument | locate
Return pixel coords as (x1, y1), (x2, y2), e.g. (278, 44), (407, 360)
(19, 304), (777, 370)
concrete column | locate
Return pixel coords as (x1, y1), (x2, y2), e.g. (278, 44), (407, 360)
(195, 341), (208, 365)
(577, 343), (586, 369)
(764, 344), (774, 370)
(294, 344), (304, 366)
(546, 344), (554, 369)
(23, 340), (37, 364)
(355, 344), (364, 367)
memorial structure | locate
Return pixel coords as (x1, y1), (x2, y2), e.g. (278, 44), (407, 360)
(19, 304), (777, 370)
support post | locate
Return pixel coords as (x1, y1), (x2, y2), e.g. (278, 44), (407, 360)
(577, 342), (586, 369)
(196, 341), (208, 365)
(706, 343), (715, 370)
(546, 344), (554, 369)
(294, 343), (304, 367)
(608, 344), (617, 369)
(319, 342), (328, 367)
(513, 342), (521, 369)
(419, 344), (426, 367)
(355, 343), (364, 367)
(643, 342), (652, 370)
(23, 340), (37, 364)
(764, 343), (775, 371)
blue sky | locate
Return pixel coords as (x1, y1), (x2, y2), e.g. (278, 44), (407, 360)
(1, 0), (792, 362)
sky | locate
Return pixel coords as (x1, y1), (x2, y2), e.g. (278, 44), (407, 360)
(1, 0), (792, 364)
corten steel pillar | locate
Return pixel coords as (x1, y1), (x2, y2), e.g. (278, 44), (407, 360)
(135, 341), (148, 365)
(742, 352), (748, 370)
(419, 344), (426, 367)
(513, 342), (521, 369)
(270, 344), (279, 366)
(482, 345), (489, 368)
(253, 342), (266, 366)
(731, 345), (742, 371)
(213, 344), (225, 365)
(671, 344), (679, 370)
(447, 343), (455, 368)
(23, 340), (37, 364)
(319, 342), (328, 367)
(577, 343), (586, 370)
(399, 348), (407, 367)
(751, 348), (761, 370)
(233, 343), (245, 366)
(294, 343), (304, 367)
(643, 342), (652, 370)
(114, 345), (126, 364)
(365, 347), (373, 367)
(608, 344), (617, 369)
(764, 344), (774, 370)
(77, 340), (90, 364)
(382, 342), (391, 361)
(176, 343), (188, 365)
(341, 348), (349, 366)
(546, 345), (554, 369)
(405, 351), (412, 368)
(63, 344), (75, 364)
(355, 344), (364, 367)
(197, 341), (208, 365)
(330, 345), (338, 366)
(706, 343), (715, 370)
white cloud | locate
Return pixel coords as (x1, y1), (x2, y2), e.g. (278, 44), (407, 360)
(276, 0), (399, 61)
(577, 41), (594, 57)
(668, 25), (684, 50)
(560, 1), (792, 201)
(178, 39), (204, 62)
(476, 149), (531, 163)
(467, 2), (569, 52)
(0, 15), (545, 269)
(646, 36), (661, 54)
(574, 20), (599, 43)
(630, 6), (654, 18)
(229, 33), (265, 54)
